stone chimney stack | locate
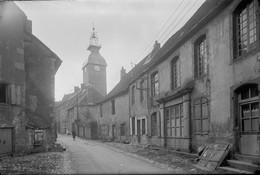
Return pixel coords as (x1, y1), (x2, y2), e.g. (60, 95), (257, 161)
(120, 67), (126, 81)
(74, 86), (80, 93)
(153, 40), (160, 53)
(25, 20), (32, 33)
(81, 83), (86, 90)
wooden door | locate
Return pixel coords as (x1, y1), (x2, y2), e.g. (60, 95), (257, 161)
(137, 120), (141, 143)
(0, 128), (13, 156)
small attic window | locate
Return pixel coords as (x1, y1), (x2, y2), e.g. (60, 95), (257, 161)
(143, 53), (152, 65)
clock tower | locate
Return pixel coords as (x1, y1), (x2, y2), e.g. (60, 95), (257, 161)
(82, 26), (107, 96)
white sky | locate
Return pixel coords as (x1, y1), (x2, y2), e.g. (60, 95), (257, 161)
(16, 0), (205, 101)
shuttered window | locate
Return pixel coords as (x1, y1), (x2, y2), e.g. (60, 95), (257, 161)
(0, 84), (21, 105)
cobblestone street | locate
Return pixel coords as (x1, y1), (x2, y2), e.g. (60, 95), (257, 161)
(0, 135), (233, 174)
(0, 151), (73, 174)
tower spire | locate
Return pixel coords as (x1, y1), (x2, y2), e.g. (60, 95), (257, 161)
(89, 23), (100, 47)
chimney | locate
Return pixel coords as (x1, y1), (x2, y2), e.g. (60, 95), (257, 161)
(152, 40), (160, 54)
(81, 83), (86, 90)
(25, 20), (32, 34)
(120, 67), (126, 80)
(74, 86), (80, 93)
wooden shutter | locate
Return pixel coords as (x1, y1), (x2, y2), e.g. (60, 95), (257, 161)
(135, 117), (137, 136)
(129, 118), (132, 135)
(9, 84), (16, 105)
(145, 117), (148, 135)
(16, 86), (21, 105)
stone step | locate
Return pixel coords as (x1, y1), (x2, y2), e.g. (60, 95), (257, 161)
(227, 159), (260, 173)
(235, 153), (260, 165)
(218, 166), (253, 174)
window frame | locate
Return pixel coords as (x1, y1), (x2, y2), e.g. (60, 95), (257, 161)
(238, 84), (259, 133)
(165, 104), (184, 138)
(171, 56), (181, 90)
(194, 35), (208, 78)
(34, 130), (44, 146)
(120, 123), (125, 136)
(111, 99), (115, 115)
(233, 0), (260, 60)
(151, 71), (159, 100)
(140, 80), (144, 102)
(131, 85), (135, 105)
(194, 97), (209, 135)
(151, 113), (158, 136)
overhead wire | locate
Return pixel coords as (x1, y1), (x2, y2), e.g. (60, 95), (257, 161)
(157, 0), (192, 44)
(160, 0), (200, 44)
(134, 0), (186, 63)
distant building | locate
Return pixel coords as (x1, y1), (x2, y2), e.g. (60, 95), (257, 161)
(0, 1), (62, 156)
(55, 27), (106, 139)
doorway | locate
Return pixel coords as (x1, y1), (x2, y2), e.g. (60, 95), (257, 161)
(137, 120), (141, 143)
(235, 84), (260, 156)
(112, 125), (116, 141)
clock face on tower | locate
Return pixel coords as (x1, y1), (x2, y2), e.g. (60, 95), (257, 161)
(94, 65), (100, 71)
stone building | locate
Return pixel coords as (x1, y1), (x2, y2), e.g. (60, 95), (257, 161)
(0, 1), (61, 156)
(97, 67), (130, 142)
(96, 0), (260, 170)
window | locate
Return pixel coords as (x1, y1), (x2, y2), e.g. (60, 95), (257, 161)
(151, 72), (159, 99)
(194, 35), (208, 78)
(120, 123), (125, 136)
(171, 56), (180, 89)
(34, 130), (44, 146)
(132, 86), (135, 105)
(238, 84), (259, 132)
(233, 0), (259, 59)
(100, 104), (103, 118)
(165, 104), (184, 137)
(151, 113), (158, 136)
(131, 117), (135, 135)
(141, 118), (146, 135)
(100, 125), (109, 135)
(194, 97), (209, 134)
(0, 84), (7, 103)
(111, 99), (115, 115)
(140, 80), (144, 102)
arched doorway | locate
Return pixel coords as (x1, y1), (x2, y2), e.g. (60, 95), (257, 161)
(235, 84), (260, 156)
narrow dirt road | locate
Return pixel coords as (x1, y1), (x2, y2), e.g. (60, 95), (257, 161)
(58, 134), (174, 174)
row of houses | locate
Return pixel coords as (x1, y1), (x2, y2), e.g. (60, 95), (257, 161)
(0, 2), (61, 156)
(55, 0), (260, 165)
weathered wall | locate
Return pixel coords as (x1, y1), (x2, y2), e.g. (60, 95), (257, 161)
(99, 93), (130, 142)
(0, 2), (29, 153)
(24, 33), (57, 149)
(129, 77), (149, 144)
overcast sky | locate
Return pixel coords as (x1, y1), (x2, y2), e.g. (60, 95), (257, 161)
(16, 0), (205, 101)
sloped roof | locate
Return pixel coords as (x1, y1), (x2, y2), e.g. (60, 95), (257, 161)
(98, 0), (233, 103)
(65, 85), (104, 109)
(28, 32), (62, 72)
(82, 47), (107, 68)
(98, 47), (158, 103)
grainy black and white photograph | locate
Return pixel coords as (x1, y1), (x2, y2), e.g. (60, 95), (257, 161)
(0, 0), (260, 174)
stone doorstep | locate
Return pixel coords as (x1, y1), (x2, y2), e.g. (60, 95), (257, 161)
(227, 159), (260, 173)
(217, 166), (253, 174)
(235, 153), (260, 165)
